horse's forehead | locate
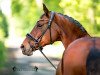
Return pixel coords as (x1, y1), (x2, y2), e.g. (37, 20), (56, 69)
(37, 15), (49, 23)
(37, 19), (48, 24)
(40, 14), (47, 19)
(41, 16), (48, 20)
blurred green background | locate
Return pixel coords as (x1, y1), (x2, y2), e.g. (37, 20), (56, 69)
(0, 0), (100, 72)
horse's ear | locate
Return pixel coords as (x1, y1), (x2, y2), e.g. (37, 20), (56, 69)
(43, 3), (50, 17)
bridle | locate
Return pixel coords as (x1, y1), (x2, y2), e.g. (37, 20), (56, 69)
(26, 11), (57, 70)
(26, 11), (55, 49)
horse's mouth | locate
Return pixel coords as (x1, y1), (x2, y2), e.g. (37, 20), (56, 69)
(21, 48), (33, 56)
(21, 45), (40, 56)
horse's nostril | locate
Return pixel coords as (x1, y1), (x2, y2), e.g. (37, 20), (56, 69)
(21, 44), (24, 48)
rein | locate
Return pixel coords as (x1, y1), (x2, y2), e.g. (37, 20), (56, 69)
(39, 47), (57, 70)
(26, 11), (57, 70)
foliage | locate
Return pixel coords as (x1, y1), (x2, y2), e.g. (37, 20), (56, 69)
(11, 0), (100, 37)
(0, 10), (8, 69)
(11, 0), (63, 36)
(11, 0), (23, 16)
(0, 41), (7, 68)
(0, 10), (9, 39)
(11, 0), (42, 36)
(59, 0), (100, 36)
(44, 0), (63, 13)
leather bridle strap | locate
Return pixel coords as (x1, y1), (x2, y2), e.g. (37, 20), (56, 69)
(26, 33), (38, 43)
(37, 11), (55, 44)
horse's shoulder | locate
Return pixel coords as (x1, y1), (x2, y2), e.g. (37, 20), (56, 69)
(65, 37), (91, 52)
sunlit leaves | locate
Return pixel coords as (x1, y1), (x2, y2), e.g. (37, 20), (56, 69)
(11, 0), (23, 16)
(0, 10), (8, 38)
(60, 0), (100, 36)
(11, 0), (100, 36)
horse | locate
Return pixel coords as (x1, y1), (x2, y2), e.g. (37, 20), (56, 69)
(63, 37), (100, 75)
(20, 4), (100, 75)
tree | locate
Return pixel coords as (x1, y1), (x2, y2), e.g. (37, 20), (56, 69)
(11, 0), (63, 36)
(0, 10), (8, 39)
(59, 0), (100, 36)
(11, 0), (100, 36)
(11, 0), (42, 36)
(0, 10), (8, 69)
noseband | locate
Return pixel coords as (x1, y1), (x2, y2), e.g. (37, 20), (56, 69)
(26, 11), (55, 48)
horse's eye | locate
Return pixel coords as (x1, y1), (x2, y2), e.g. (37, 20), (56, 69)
(37, 23), (42, 28)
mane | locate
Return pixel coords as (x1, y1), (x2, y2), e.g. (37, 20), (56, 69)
(40, 12), (87, 32)
(58, 13), (86, 32)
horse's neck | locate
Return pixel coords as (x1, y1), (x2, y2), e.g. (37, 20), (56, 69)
(61, 32), (90, 49)
(54, 13), (90, 48)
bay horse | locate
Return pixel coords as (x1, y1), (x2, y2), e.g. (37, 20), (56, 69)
(63, 37), (100, 75)
(20, 4), (100, 75)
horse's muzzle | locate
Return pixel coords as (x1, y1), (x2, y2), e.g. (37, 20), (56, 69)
(20, 44), (33, 56)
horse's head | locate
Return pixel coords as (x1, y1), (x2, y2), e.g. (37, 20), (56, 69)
(20, 4), (60, 56)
